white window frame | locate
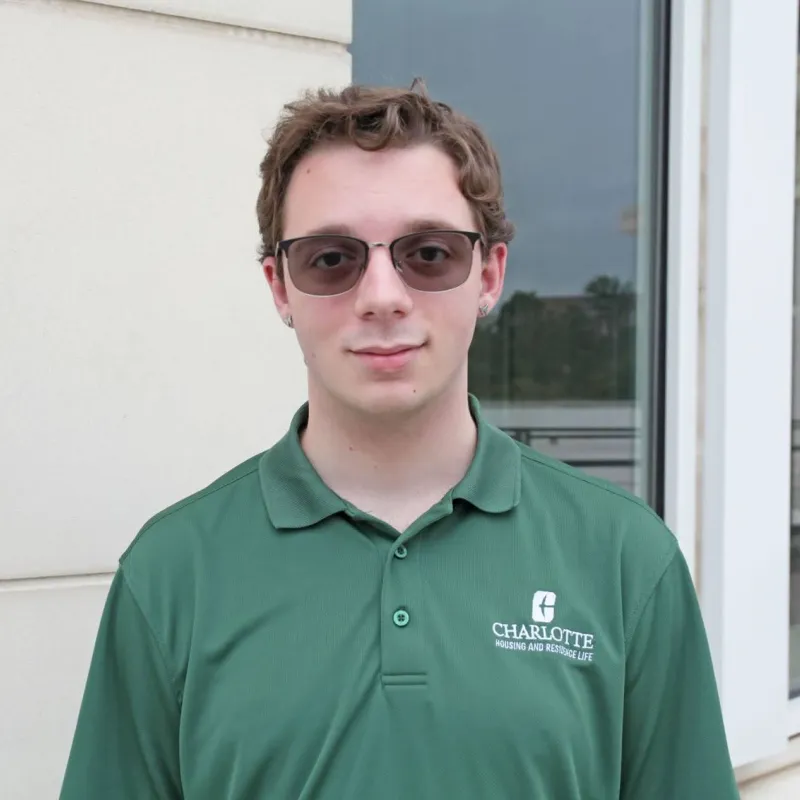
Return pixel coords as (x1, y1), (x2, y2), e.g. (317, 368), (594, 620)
(665, 0), (799, 769)
(663, 0), (702, 578)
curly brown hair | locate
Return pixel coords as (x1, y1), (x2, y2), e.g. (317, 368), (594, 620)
(256, 80), (515, 278)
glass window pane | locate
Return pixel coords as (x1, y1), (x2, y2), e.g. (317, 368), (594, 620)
(352, 0), (667, 508)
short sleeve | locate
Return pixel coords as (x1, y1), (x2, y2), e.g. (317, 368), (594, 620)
(620, 547), (739, 799)
(59, 568), (183, 799)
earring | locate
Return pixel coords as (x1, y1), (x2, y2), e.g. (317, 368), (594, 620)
(283, 315), (293, 328)
(478, 303), (490, 317)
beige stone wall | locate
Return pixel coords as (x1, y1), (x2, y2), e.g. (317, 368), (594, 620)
(0, 1), (349, 796)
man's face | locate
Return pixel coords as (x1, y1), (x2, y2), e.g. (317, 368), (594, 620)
(263, 142), (506, 418)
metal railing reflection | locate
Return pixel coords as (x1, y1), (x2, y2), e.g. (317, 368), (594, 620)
(501, 426), (637, 470)
(498, 424), (637, 495)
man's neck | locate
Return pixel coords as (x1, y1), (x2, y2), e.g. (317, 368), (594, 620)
(300, 386), (478, 515)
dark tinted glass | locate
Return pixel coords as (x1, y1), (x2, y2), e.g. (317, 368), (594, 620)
(393, 231), (476, 291)
(286, 236), (366, 295)
(352, 0), (668, 505)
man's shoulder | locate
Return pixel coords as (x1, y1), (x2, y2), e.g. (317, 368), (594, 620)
(515, 440), (658, 515)
(120, 450), (267, 569)
(513, 437), (677, 562)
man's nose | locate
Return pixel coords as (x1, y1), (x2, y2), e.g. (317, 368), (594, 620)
(352, 246), (413, 318)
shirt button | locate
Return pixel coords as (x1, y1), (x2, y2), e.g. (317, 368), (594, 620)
(392, 608), (410, 627)
(394, 544), (408, 560)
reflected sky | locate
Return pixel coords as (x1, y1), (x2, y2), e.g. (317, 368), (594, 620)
(352, 0), (641, 297)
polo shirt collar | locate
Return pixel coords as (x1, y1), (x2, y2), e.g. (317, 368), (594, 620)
(260, 394), (522, 531)
(259, 404), (347, 530)
(453, 395), (522, 514)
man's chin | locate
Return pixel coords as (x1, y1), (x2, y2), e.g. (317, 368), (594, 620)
(344, 383), (429, 417)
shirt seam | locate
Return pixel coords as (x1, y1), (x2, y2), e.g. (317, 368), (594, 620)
(517, 448), (665, 525)
(623, 544), (679, 653)
(119, 565), (183, 708)
(123, 463), (261, 558)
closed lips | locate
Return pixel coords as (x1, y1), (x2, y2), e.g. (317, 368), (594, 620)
(353, 345), (421, 355)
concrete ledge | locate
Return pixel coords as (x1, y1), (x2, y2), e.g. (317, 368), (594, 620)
(737, 736), (800, 794)
(74, 0), (351, 43)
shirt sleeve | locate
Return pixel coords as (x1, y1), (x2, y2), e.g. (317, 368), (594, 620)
(59, 568), (183, 799)
(620, 547), (740, 799)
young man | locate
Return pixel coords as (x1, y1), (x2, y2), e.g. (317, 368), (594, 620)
(61, 84), (739, 798)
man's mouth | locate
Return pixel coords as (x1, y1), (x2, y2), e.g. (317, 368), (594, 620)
(353, 344), (420, 356)
(351, 343), (424, 371)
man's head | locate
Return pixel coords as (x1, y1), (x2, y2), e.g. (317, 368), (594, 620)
(258, 82), (514, 418)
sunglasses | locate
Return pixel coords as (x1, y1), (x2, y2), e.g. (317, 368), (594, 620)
(277, 230), (483, 297)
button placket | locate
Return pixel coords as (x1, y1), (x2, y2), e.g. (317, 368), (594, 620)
(381, 536), (426, 683)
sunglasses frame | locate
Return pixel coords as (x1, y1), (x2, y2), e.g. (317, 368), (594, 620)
(276, 229), (484, 297)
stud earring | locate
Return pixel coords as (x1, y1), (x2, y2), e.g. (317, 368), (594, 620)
(283, 315), (293, 328)
(478, 303), (490, 317)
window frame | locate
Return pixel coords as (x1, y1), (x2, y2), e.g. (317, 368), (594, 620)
(663, 0), (702, 579)
(665, 0), (799, 769)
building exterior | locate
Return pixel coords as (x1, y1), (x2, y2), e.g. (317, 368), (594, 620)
(1, 0), (799, 796)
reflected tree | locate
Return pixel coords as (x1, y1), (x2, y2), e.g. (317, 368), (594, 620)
(468, 274), (636, 401)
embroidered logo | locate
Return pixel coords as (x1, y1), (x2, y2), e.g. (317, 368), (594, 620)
(492, 590), (595, 662)
(532, 590), (557, 623)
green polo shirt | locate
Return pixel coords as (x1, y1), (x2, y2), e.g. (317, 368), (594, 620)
(61, 397), (738, 799)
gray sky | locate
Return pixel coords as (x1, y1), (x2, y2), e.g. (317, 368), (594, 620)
(352, 0), (644, 298)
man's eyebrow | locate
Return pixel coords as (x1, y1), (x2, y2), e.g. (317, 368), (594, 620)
(296, 217), (471, 239)
(301, 223), (356, 237)
(405, 218), (466, 234)
(299, 219), (467, 239)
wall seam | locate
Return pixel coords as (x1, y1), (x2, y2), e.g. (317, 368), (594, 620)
(0, 572), (114, 591)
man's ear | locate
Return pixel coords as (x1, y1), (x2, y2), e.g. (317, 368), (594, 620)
(263, 257), (291, 322)
(478, 242), (507, 315)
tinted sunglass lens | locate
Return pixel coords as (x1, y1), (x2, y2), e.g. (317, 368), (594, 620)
(393, 232), (475, 291)
(287, 236), (365, 296)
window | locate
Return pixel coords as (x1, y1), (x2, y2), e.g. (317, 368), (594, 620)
(352, 0), (669, 508)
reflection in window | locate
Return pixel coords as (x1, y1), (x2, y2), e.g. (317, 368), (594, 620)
(470, 275), (638, 493)
(352, 0), (667, 506)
